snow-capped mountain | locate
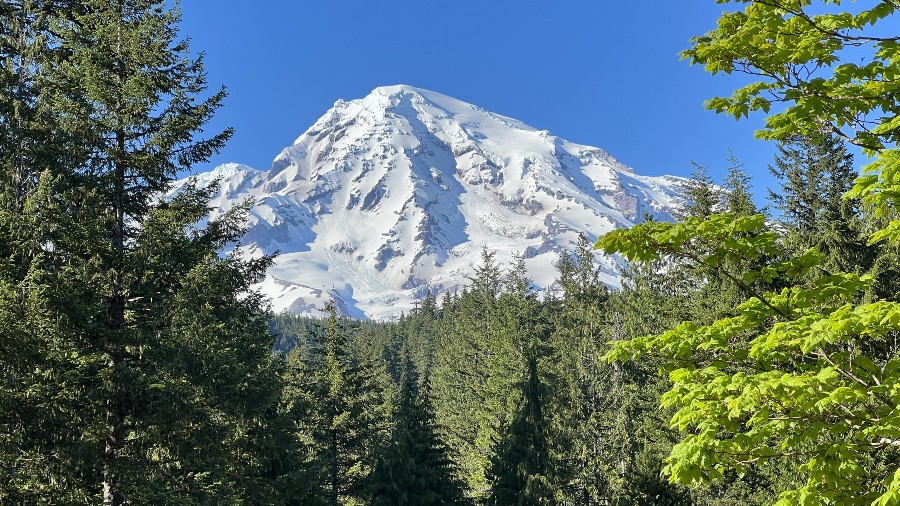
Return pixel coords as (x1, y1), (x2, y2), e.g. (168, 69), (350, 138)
(174, 85), (687, 319)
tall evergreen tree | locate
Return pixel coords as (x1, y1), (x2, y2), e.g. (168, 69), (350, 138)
(370, 349), (468, 505)
(721, 151), (757, 217)
(0, 1), (297, 503)
(768, 132), (867, 275)
(546, 235), (616, 505)
(293, 302), (386, 505)
(487, 348), (555, 506)
(432, 249), (502, 497)
(678, 161), (720, 220)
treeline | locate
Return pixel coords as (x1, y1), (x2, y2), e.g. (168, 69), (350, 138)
(269, 129), (899, 505)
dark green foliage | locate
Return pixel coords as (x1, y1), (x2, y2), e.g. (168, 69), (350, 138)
(768, 132), (868, 276)
(721, 152), (756, 217)
(678, 162), (720, 220)
(487, 349), (555, 506)
(281, 302), (390, 505)
(369, 350), (468, 505)
(0, 2), (301, 503)
(431, 249), (554, 499)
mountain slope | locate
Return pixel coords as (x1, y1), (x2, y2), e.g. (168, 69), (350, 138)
(175, 85), (687, 319)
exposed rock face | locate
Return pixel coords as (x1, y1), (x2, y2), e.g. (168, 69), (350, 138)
(173, 85), (687, 319)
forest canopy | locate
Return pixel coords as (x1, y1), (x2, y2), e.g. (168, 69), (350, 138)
(4, 1), (900, 505)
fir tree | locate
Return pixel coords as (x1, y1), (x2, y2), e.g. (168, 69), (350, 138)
(487, 349), (556, 506)
(432, 249), (501, 497)
(678, 161), (720, 220)
(0, 2), (293, 503)
(721, 151), (757, 217)
(370, 349), (468, 505)
(768, 132), (867, 276)
(293, 302), (387, 505)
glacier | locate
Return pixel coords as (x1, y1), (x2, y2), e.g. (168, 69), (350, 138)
(173, 85), (687, 319)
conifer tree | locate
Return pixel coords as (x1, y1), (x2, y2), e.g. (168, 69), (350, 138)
(487, 349), (555, 506)
(297, 302), (386, 505)
(432, 249), (502, 496)
(370, 349), (468, 505)
(0, 1), (297, 503)
(433, 250), (549, 499)
(678, 161), (720, 220)
(546, 235), (614, 504)
(768, 132), (867, 276)
(721, 152), (756, 217)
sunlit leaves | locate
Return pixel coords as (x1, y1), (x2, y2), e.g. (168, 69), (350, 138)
(683, 1), (900, 149)
(597, 208), (900, 505)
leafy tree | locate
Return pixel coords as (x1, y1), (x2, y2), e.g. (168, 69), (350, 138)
(597, 6), (900, 501)
(599, 213), (900, 505)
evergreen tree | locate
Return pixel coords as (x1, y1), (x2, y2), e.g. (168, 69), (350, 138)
(721, 151), (756, 217)
(546, 235), (616, 504)
(433, 250), (550, 500)
(0, 1), (297, 503)
(678, 161), (720, 219)
(432, 249), (502, 497)
(487, 349), (555, 506)
(292, 302), (387, 505)
(370, 349), (468, 505)
(768, 132), (868, 275)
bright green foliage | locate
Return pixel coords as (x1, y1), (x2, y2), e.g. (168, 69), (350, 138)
(596, 3), (900, 503)
(605, 270), (699, 506)
(684, 0), (900, 245)
(684, 0), (900, 150)
(599, 213), (900, 504)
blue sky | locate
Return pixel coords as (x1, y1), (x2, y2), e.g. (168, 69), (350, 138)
(177, 1), (784, 200)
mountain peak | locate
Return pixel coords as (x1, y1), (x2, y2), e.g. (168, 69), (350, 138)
(370, 84), (432, 97)
(177, 88), (687, 319)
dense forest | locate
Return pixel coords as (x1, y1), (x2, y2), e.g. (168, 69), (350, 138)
(4, 0), (900, 505)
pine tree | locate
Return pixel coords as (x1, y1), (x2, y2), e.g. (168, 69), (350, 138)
(0, 1), (295, 503)
(369, 349), (468, 505)
(487, 349), (555, 506)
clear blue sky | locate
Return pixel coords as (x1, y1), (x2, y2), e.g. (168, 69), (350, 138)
(177, 1), (785, 200)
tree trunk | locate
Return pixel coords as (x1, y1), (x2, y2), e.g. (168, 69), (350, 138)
(102, 124), (127, 506)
